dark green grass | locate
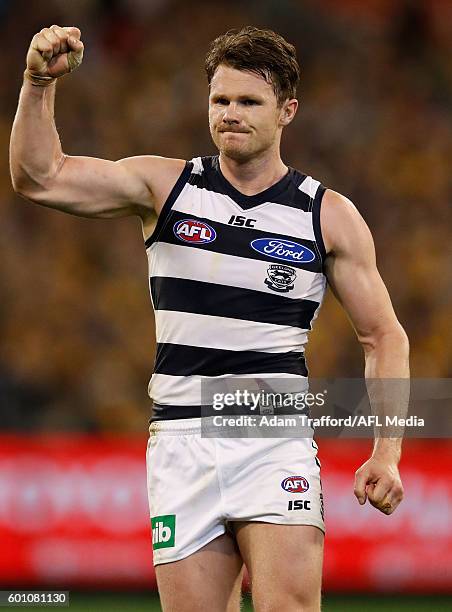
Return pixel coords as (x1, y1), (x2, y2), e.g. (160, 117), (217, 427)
(12, 592), (452, 611)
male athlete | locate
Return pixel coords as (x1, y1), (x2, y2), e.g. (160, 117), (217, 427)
(10, 25), (409, 612)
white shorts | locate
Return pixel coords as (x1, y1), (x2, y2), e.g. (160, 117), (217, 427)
(146, 418), (325, 565)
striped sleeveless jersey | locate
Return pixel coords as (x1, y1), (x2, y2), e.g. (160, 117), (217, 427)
(145, 156), (327, 420)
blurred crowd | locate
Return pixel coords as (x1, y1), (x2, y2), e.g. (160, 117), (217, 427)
(0, 0), (450, 431)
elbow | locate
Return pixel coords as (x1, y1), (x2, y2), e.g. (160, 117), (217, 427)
(10, 161), (39, 200)
(10, 160), (25, 195)
(9, 149), (34, 197)
(360, 323), (410, 356)
(11, 165), (59, 203)
(11, 178), (42, 203)
(10, 174), (33, 201)
(11, 172), (32, 198)
(10, 154), (66, 201)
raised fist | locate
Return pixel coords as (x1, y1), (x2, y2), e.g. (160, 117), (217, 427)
(26, 25), (84, 82)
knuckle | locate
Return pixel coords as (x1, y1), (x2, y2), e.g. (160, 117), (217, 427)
(392, 482), (403, 496)
(39, 40), (52, 52)
(64, 26), (81, 38)
(53, 26), (66, 37)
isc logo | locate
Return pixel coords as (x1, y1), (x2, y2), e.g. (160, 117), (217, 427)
(281, 476), (310, 493)
(228, 215), (256, 228)
(151, 514), (176, 550)
(174, 219), (216, 244)
(288, 500), (311, 511)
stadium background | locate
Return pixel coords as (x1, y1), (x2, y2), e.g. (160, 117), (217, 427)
(1, 0), (451, 610)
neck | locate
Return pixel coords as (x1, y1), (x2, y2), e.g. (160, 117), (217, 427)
(219, 149), (288, 196)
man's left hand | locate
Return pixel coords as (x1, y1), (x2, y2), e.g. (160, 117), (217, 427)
(354, 455), (404, 515)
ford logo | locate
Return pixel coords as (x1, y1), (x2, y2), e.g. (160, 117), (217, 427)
(251, 238), (315, 263)
(281, 476), (310, 493)
(174, 219), (216, 244)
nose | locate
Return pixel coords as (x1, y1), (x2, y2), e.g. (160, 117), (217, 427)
(222, 102), (241, 124)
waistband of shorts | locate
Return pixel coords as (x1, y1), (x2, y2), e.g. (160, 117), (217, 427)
(148, 415), (316, 438)
(149, 417), (206, 436)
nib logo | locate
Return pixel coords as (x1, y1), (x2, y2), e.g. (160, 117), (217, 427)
(151, 515), (176, 550)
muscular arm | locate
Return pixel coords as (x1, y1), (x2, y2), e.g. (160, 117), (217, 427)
(321, 189), (410, 513)
(9, 25), (185, 223)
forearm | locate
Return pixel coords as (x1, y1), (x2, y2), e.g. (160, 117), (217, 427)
(363, 326), (410, 460)
(10, 79), (63, 195)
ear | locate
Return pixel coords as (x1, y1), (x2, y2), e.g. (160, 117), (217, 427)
(279, 98), (298, 127)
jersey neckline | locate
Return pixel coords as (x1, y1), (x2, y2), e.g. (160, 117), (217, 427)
(204, 155), (295, 210)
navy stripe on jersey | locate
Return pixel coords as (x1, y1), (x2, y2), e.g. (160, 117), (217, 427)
(145, 161), (193, 249)
(188, 156), (311, 211)
(158, 210), (322, 273)
(312, 184), (327, 263)
(150, 277), (319, 330)
(154, 343), (308, 377)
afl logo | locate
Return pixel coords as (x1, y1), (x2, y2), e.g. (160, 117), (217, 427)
(281, 476), (310, 493)
(251, 238), (315, 264)
(174, 219), (216, 244)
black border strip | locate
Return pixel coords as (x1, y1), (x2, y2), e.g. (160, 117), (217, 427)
(150, 402), (310, 421)
(312, 184), (327, 263)
(144, 161), (193, 249)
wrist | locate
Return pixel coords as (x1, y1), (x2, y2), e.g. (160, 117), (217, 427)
(24, 69), (56, 87)
(372, 438), (402, 463)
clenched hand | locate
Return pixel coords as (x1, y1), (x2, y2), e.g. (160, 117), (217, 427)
(25, 25), (84, 85)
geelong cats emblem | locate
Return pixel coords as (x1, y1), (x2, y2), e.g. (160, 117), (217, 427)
(265, 264), (297, 293)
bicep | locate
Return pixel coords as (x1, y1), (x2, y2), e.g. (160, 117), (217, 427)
(323, 191), (401, 347)
(29, 154), (153, 219)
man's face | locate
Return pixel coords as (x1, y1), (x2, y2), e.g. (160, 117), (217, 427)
(209, 65), (291, 162)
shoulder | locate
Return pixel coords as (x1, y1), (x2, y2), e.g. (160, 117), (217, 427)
(117, 155), (187, 188)
(321, 188), (375, 257)
(118, 155), (188, 215)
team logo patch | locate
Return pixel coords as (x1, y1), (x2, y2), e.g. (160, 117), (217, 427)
(251, 237), (316, 264)
(174, 219), (216, 244)
(265, 264), (296, 293)
(281, 476), (310, 493)
(151, 514), (176, 550)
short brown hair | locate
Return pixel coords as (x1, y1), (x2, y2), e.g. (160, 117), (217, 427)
(205, 26), (300, 106)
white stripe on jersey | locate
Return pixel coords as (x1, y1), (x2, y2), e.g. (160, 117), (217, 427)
(155, 310), (308, 354)
(149, 372), (309, 406)
(148, 242), (326, 304)
(172, 183), (316, 241)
